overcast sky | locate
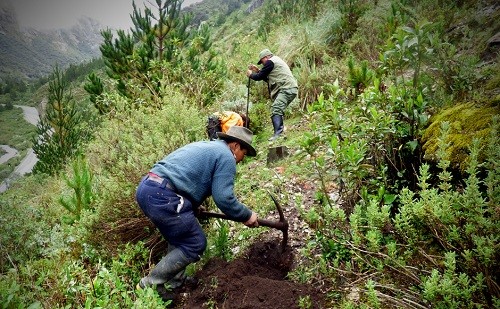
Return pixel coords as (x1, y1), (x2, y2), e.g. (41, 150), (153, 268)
(9, 0), (203, 30)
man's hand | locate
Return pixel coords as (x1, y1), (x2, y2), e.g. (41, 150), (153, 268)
(248, 64), (259, 72)
(244, 211), (258, 228)
(195, 205), (207, 218)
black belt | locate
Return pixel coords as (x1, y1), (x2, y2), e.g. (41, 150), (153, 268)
(147, 172), (175, 191)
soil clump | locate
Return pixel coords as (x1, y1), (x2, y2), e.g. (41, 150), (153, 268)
(174, 240), (327, 308)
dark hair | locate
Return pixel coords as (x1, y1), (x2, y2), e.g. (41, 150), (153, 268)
(206, 115), (222, 140)
(240, 113), (251, 129)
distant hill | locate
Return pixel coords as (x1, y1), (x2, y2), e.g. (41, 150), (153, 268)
(0, 1), (103, 80)
(183, 0), (260, 27)
(0, 0), (261, 81)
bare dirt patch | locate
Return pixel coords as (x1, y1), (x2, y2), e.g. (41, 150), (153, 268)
(170, 162), (330, 308)
(174, 240), (328, 309)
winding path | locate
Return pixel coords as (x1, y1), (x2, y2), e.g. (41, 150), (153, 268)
(0, 145), (18, 164)
(0, 105), (40, 193)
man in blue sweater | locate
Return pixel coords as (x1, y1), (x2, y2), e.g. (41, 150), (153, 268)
(135, 126), (258, 302)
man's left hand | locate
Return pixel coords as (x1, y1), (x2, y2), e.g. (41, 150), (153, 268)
(244, 212), (258, 228)
(195, 205), (207, 218)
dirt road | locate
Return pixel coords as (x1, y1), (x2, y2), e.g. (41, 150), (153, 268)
(0, 105), (40, 193)
(0, 145), (18, 164)
(15, 105), (39, 126)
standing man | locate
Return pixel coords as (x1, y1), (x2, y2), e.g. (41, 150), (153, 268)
(246, 49), (298, 141)
(135, 126), (258, 302)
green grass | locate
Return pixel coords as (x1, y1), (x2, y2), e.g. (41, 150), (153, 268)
(0, 106), (37, 148)
(0, 106), (37, 181)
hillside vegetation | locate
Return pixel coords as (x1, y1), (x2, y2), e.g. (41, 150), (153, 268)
(1, 0), (499, 308)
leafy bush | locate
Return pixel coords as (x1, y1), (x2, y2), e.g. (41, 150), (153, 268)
(300, 81), (398, 209)
(83, 86), (205, 257)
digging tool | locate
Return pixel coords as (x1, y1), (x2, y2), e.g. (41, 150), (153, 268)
(245, 77), (250, 128)
(198, 192), (289, 252)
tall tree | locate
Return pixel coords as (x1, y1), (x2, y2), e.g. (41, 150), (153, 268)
(94, 0), (225, 109)
(99, 0), (192, 100)
(32, 66), (85, 175)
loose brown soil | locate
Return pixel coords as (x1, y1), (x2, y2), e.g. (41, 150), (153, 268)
(174, 240), (328, 309)
(166, 153), (332, 308)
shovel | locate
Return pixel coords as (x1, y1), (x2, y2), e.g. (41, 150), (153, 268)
(198, 192), (289, 252)
(245, 77), (250, 128)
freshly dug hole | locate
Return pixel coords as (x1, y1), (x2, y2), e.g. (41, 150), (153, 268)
(175, 241), (327, 308)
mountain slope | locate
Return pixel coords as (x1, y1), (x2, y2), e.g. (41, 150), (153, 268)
(0, 2), (103, 79)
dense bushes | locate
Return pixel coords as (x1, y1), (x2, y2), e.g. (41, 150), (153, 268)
(296, 76), (499, 309)
(0, 84), (207, 307)
(1, 0), (498, 308)
(83, 87), (205, 257)
(289, 3), (499, 305)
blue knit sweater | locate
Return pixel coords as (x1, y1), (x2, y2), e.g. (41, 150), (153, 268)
(150, 140), (252, 222)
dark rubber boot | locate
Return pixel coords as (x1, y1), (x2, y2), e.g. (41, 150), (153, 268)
(269, 115), (284, 141)
(139, 247), (192, 302)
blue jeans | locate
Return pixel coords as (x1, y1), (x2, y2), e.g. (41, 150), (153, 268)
(135, 175), (207, 262)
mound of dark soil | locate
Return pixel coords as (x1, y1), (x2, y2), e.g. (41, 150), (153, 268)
(174, 241), (327, 308)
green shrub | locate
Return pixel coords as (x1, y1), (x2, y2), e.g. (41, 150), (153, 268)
(422, 252), (486, 309)
(83, 87), (205, 257)
(295, 85), (499, 308)
(395, 120), (499, 305)
(0, 174), (58, 273)
(59, 155), (94, 224)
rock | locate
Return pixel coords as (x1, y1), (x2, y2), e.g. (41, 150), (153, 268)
(267, 146), (289, 165)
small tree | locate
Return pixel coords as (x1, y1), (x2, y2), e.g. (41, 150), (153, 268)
(96, 0), (224, 108)
(84, 72), (106, 114)
(32, 66), (84, 175)
(99, 0), (192, 100)
(59, 155), (94, 224)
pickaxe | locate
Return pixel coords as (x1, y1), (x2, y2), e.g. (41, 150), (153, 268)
(198, 192), (289, 252)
